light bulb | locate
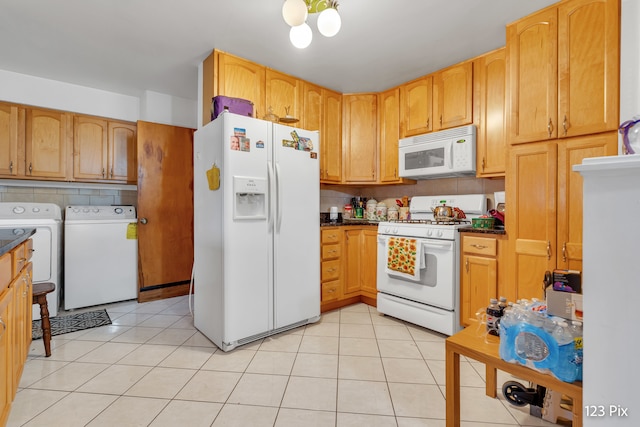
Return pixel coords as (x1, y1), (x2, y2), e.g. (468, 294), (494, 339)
(317, 8), (341, 37)
(290, 23), (313, 49)
(282, 0), (308, 27)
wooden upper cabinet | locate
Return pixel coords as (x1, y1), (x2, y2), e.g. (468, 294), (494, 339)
(508, 7), (558, 144)
(322, 89), (342, 183)
(343, 94), (377, 183)
(476, 48), (507, 177)
(73, 115), (108, 180)
(400, 75), (432, 137)
(378, 87), (401, 183)
(301, 81), (322, 132)
(557, 0), (619, 137)
(0, 103), (21, 176)
(25, 108), (70, 180)
(108, 121), (137, 183)
(433, 61), (473, 131)
(216, 51), (265, 119)
(265, 69), (299, 120)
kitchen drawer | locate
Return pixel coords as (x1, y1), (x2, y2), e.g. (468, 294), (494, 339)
(321, 259), (341, 282)
(321, 279), (340, 302)
(321, 229), (341, 244)
(11, 243), (28, 276)
(24, 239), (33, 262)
(322, 244), (341, 260)
(463, 236), (497, 257)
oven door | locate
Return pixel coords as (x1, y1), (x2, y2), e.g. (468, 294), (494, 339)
(376, 234), (456, 310)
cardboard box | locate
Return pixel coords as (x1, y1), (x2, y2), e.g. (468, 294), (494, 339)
(546, 287), (583, 321)
(552, 269), (581, 293)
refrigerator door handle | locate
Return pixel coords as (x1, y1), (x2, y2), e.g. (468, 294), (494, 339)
(267, 161), (274, 231)
(276, 162), (283, 232)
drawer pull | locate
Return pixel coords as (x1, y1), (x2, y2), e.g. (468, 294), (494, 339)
(327, 268), (336, 273)
(18, 257), (27, 262)
(470, 244), (488, 250)
(327, 289), (335, 293)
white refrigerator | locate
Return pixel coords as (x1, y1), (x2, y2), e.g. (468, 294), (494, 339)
(193, 113), (320, 351)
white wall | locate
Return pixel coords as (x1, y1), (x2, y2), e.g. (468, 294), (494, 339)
(0, 69), (196, 128)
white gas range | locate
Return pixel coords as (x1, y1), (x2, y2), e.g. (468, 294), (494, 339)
(376, 194), (487, 336)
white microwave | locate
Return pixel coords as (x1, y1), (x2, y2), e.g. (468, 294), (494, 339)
(398, 125), (476, 179)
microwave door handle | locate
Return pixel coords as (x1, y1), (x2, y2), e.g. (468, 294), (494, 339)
(447, 141), (454, 169)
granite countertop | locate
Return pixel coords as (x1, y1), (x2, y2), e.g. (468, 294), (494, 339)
(320, 220), (379, 227)
(0, 228), (36, 257)
(459, 227), (506, 235)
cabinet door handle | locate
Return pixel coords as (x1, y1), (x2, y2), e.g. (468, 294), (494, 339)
(440, 115), (443, 127)
(28, 162), (32, 174)
(426, 117), (430, 128)
(102, 168), (106, 178)
(481, 157), (485, 172)
(562, 242), (567, 262)
(470, 244), (488, 249)
(394, 168), (397, 178)
(9, 160), (13, 173)
(110, 167), (114, 178)
(563, 115), (568, 136)
(547, 240), (551, 260)
(465, 257), (469, 272)
(0, 317), (5, 339)
(547, 118), (553, 138)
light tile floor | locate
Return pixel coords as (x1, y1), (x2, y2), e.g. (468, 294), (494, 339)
(8, 297), (560, 426)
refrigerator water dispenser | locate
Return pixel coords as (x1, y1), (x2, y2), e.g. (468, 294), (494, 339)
(233, 176), (267, 220)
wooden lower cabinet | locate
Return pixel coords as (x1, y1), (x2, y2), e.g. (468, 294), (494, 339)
(320, 226), (378, 312)
(460, 233), (507, 327)
(0, 239), (33, 426)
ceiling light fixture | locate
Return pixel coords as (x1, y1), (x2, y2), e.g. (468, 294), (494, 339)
(282, 0), (341, 49)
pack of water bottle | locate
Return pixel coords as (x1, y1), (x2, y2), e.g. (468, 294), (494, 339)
(498, 299), (583, 383)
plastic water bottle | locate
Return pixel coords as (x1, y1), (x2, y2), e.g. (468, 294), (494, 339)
(486, 298), (502, 336)
(570, 321), (583, 381)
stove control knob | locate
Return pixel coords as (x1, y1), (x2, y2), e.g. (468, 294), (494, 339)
(426, 229), (432, 237)
(437, 230), (443, 237)
(12, 206), (25, 214)
(393, 228), (398, 234)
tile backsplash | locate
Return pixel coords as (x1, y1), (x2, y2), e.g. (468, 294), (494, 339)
(320, 177), (505, 213)
(0, 185), (137, 215)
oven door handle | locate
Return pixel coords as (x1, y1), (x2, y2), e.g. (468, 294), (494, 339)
(421, 241), (453, 250)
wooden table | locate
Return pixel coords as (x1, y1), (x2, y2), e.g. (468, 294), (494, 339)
(445, 326), (582, 427)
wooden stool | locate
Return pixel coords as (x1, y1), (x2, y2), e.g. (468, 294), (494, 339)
(32, 282), (55, 357)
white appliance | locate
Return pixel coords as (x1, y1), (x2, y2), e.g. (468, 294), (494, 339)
(399, 124), (476, 179)
(0, 203), (62, 319)
(193, 112), (320, 352)
(575, 155), (640, 426)
(376, 194), (487, 336)
(64, 205), (138, 309)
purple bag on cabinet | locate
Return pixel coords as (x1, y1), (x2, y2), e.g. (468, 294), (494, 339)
(211, 96), (254, 120)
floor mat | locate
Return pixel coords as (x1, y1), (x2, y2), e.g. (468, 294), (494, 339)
(32, 309), (112, 340)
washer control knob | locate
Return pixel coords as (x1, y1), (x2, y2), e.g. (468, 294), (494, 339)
(93, 208), (99, 213)
(32, 207), (40, 213)
(114, 207), (123, 214)
(82, 208), (90, 213)
(12, 206), (25, 214)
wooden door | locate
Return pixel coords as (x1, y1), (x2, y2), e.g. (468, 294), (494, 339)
(506, 141), (557, 300)
(476, 48), (507, 177)
(507, 7), (558, 144)
(109, 121), (137, 183)
(25, 108), (70, 179)
(556, 132), (617, 271)
(400, 75), (433, 137)
(378, 87), (401, 183)
(0, 286), (12, 427)
(10, 266), (30, 397)
(558, 0), (619, 138)
(322, 89), (342, 183)
(343, 229), (362, 295)
(461, 255), (497, 327)
(301, 81), (322, 132)
(0, 103), (20, 176)
(433, 61), (473, 130)
(265, 69), (299, 120)
(136, 121), (194, 303)
(217, 52), (266, 119)
(343, 94), (377, 183)
(360, 229), (378, 300)
(73, 115), (108, 180)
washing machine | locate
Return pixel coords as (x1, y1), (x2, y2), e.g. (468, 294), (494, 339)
(0, 202), (62, 319)
(64, 205), (138, 309)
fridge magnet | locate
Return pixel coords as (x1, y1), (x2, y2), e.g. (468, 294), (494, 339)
(233, 127), (246, 137)
(298, 137), (312, 151)
(256, 140), (264, 148)
(206, 163), (220, 190)
(290, 130), (300, 143)
(240, 137), (250, 152)
(230, 135), (240, 151)
(282, 139), (295, 148)
(310, 152), (317, 159)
